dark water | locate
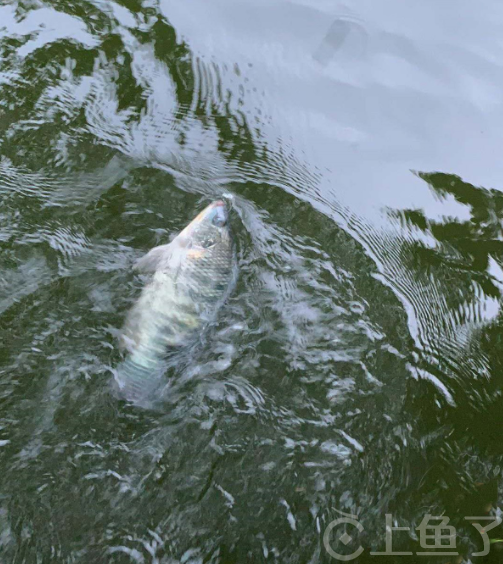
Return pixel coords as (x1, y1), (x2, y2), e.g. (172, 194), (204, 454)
(2, 1), (503, 562)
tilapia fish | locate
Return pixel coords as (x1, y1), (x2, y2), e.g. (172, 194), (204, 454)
(114, 200), (236, 403)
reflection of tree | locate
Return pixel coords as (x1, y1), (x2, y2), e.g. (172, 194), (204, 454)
(150, 17), (257, 163)
(0, 1), (257, 173)
(390, 172), (503, 300)
(383, 173), (503, 556)
(383, 171), (503, 429)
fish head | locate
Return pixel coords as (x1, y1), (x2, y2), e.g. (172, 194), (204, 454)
(178, 200), (232, 258)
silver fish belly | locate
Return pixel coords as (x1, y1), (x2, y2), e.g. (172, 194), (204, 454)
(114, 200), (235, 404)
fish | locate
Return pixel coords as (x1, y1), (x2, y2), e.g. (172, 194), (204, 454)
(114, 200), (236, 404)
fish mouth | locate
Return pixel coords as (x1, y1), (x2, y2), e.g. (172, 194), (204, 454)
(183, 200), (229, 233)
(207, 200), (228, 227)
(176, 200), (231, 246)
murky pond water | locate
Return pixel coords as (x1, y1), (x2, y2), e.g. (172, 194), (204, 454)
(2, 1), (503, 562)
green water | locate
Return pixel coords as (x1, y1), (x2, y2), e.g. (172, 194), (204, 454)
(1, 1), (503, 562)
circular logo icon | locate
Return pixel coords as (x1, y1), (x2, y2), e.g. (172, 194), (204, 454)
(323, 517), (364, 561)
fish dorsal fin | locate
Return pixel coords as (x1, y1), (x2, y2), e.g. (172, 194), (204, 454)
(134, 239), (188, 274)
(134, 243), (175, 273)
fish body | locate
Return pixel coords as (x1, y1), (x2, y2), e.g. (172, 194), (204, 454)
(114, 200), (235, 403)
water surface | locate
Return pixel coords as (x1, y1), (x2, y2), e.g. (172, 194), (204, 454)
(1, 0), (503, 562)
